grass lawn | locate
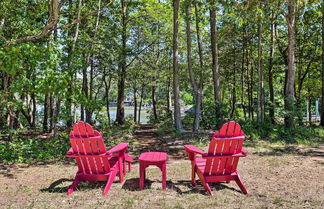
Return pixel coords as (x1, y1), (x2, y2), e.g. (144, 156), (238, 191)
(0, 125), (323, 209)
(1, 145), (323, 208)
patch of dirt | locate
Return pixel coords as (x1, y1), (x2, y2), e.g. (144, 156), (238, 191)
(128, 124), (188, 161)
(0, 125), (323, 209)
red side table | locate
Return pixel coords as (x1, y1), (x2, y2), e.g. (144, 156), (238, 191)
(139, 152), (167, 190)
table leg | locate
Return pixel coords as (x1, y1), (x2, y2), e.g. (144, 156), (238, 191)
(139, 163), (145, 190)
(162, 162), (166, 190)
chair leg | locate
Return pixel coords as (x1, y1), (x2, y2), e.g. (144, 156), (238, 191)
(103, 171), (117, 195)
(67, 176), (80, 195)
(123, 159), (127, 175)
(118, 158), (124, 183)
(191, 166), (196, 186)
(202, 180), (213, 195)
(196, 171), (213, 195)
(128, 161), (131, 172)
(235, 174), (248, 194)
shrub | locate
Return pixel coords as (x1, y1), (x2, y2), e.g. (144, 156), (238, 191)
(201, 101), (228, 129)
(0, 136), (70, 163)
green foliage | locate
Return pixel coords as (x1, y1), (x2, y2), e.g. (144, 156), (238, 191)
(239, 120), (324, 145)
(200, 101), (228, 129)
(102, 123), (138, 147)
(0, 136), (70, 163)
(156, 117), (176, 136)
(181, 92), (193, 105)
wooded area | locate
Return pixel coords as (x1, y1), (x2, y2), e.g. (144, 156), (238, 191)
(1, 0), (324, 133)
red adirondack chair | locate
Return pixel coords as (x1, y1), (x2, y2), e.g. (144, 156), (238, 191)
(67, 121), (133, 195)
(184, 121), (248, 195)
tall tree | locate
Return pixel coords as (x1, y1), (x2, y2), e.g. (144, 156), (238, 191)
(321, 0), (324, 126)
(285, 0), (296, 128)
(185, 0), (202, 132)
(173, 0), (183, 130)
(210, 0), (221, 103)
(116, 0), (128, 125)
(257, 8), (264, 121)
(269, 9), (275, 124)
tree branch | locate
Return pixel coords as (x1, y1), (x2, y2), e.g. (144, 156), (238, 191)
(1, 0), (115, 48)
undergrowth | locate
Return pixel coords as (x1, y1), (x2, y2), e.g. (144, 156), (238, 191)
(0, 123), (138, 164)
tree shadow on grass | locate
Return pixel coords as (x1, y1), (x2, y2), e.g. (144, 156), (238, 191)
(0, 160), (75, 179)
(171, 180), (243, 195)
(122, 178), (152, 191)
(40, 178), (72, 193)
(253, 145), (324, 158)
(122, 178), (242, 195)
(40, 178), (109, 193)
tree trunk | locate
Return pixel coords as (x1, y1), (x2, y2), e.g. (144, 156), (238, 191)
(166, 80), (172, 114)
(66, 0), (82, 127)
(31, 91), (36, 128)
(321, 0), (324, 126)
(138, 85), (144, 124)
(86, 58), (94, 124)
(285, 0), (296, 129)
(51, 99), (61, 137)
(257, 13), (264, 122)
(49, 30), (57, 132)
(308, 98), (312, 125)
(241, 25), (247, 120)
(246, 40), (251, 119)
(151, 84), (158, 121)
(3, 73), (15, 129)
(250, 44), (255, 120)
(194, 3), (204, 127)
(43, 93), (50, 132)
(116, 0), (127, 125)
(269, 11), (275, 124)
(103, 73), (111, 125)
(186, 0), (202, 132)
(133, 87), (137, 123)
(49, 93), (54, 132)
(173, 0), (183, 131)
(209, 0), (221, 103)
(231, 50), (237, 119)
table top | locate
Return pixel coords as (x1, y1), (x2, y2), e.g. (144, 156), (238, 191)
(139, 152), (167, 163)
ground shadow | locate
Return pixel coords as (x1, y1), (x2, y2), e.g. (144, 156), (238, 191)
(40, 178), (110, 193)
(40, 178), (72, 193)
(122, 177), (152, 191)
(0, 160), (74, 179)
(128, 125), (201, 162)
(253, 145), (324, 157)
(171, 180), (243, 195)
(122, 178), (243, 195)
(0, 164), (17, 179)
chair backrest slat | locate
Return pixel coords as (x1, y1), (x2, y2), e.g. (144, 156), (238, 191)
(86, 123), (95, 136)
(69, 121), (110, 174)
(205, 121), (245, 175)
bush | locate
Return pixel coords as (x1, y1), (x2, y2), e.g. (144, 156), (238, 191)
(201, 101), (228, 129)
(0, 136), (70, 163)
(238, 119), (324, 145)
(156, 117), (176, 136)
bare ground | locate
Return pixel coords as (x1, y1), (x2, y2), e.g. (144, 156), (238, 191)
(0, 125), (323, 209)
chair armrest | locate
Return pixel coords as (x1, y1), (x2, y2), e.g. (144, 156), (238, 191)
(107, 143), (129, 154)
(125, 153), (133, 162)
(241, 147), (248, 156)
(66, 148), (74, 155)
(184, 145), (207, 156)
(212, 131), (219, 138)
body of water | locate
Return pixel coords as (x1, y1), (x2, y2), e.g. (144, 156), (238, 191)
(107, 107), (150, 124)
